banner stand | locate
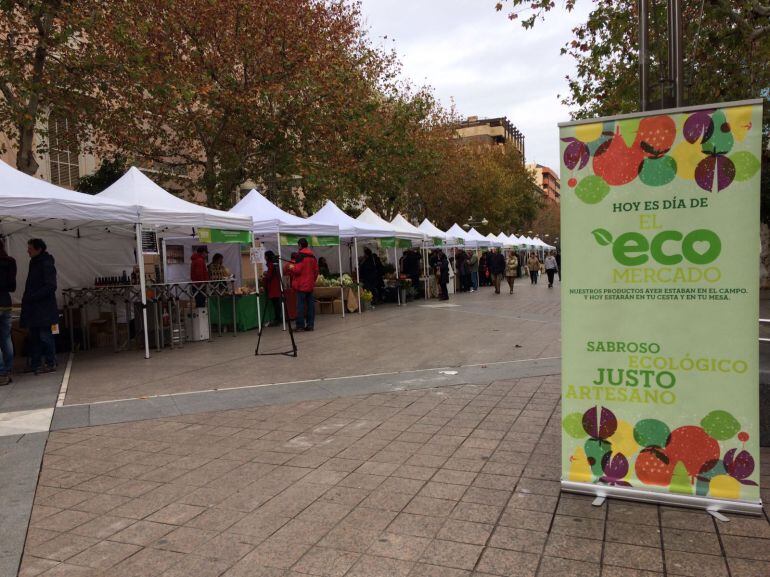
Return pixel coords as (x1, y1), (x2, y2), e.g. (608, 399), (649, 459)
(562, 481), (763, 516)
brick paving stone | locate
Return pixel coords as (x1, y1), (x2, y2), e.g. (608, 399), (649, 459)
(451, 502), (502, 524)
(151, 526), (218, 554)
(726, 557), (770, 577)
(606, 521), (660, 548)
(498, 507), (553, 532)
(157, 556), (232, 577)
(410, 563), (470, 577)
(368, 532), (432, 561)
(405, 496), (457, 517)
(438, 519), (494, 545)
(550, 515), (604, 540)
(476, 547), (539, 577)
(600, 567), (662, 577)
(146, 503), (205, 525)
(66, 541), (141, 570)
(544, 533), (602, 562)
(28, 534), (98, 562)
(659, 507), (715, 532)
(291, 546), (359, 576)
(555, 496), (605, 520)
(420, 540), (483, 570)
(192, 534), (255, 562)
(664, 550), (728, 577)
(488, 526), (547, 553)
(388, 513), (445, 538)
(717, 515), (770, 539)
(345, 554), (414, 577)
(31, 510), (96, 533)
(720, 534), (770, 561)
(107, 547), (185, 577)
(419, 481), (468, 501)
(536, 556), (599, 577)
(606, 502), (659, 527)
(36, 562), (98, 576)
(241, 536), (312, 569)
(662, 526), (722, 555)
(109, 520), (176, 546)
(18, 556), (59, 577)
(603, 542), (663, 573)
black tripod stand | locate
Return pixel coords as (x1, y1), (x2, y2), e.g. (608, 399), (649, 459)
(255, 276), (297, 358)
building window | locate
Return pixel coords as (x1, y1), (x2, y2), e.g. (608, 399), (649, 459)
(48, 111), (79, 188)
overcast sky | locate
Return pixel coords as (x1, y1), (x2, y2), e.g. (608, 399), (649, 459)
(358, 0), (592, 175)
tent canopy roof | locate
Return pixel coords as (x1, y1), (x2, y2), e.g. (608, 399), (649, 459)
(391, 214), (427, 241)
(467, 227), (492, 247)
(308, 200), (393, 239)
(418, 219), (448, 242)
(230, 189), (338, 237)
(97, 167), (252, 231)
(0, 160), (138, 230)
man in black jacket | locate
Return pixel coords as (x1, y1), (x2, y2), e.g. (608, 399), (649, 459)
(488, 249), (506, 294)
(20, 239), (58, 374)
(0, 239), (16, 385)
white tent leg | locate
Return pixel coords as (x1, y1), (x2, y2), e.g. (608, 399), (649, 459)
(136, 224), (150, 359)
(277, 232), (286, 331)
(337, 242), (345, 318)
(354, 237), (362, 314)
(252, 236), (262, 328)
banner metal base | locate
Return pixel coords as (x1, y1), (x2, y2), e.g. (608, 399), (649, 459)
(561, 481), (763, 516)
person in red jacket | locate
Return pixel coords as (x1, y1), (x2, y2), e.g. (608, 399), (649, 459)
(288, 238), (319, 331)
(262, 251), (283, 326)
(190, 246), (209, 307)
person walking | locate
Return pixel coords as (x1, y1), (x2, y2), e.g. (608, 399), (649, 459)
(545, 251), (559, 288)
(488, 249), (506, 294)
(438, 252), (449, 300)
(190, 246), (209, 307)
(505, 250), (518, 295)
(454, 250), (467, 292)
(20, 239), (58, 374)
(0, 240), (16, 385)
(289, 238), (319, 331)
(263, 251), (283, 326)
(468, 251), (479, 292)
(527, 252), (540, 285)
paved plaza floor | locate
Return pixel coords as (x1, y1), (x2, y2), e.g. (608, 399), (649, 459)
(3, 282), (770, 577)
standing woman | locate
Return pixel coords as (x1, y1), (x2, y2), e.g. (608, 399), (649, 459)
(527, 252), (540, 285)
(438, 252), (449, 300)
(20, 239), (58, 374)
(263, 251), (283, 326)
(504, 251), (518, 295)
(0, 239), (16, 385)
(544, 251), (559, 288)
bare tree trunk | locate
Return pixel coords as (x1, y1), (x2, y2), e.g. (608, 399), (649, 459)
(16, 123), (39, 175)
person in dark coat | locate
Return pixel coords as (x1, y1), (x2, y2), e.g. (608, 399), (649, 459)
(438, 252), (449, 300)
(488, 248), (506, 294)
(0, 239), (16, 385)
(359, 248), (383, 304)
(263, 250), (283, 327)
(454, 250), (468, 292)
(20, 239), (58, 374)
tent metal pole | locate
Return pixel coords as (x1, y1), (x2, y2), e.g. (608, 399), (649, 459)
(276, 232), (286, 331)
(337, 242), (345, 318)
(135, 223), (150, 359)
(354, 237), (361, 314)
(252, 235), (262, 328)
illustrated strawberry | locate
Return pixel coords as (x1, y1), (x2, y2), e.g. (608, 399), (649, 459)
(665, 426), (720, 480)
(593, 126), (645, 186)
(635, 115), (676, 156)
(635, 447), (674, 486)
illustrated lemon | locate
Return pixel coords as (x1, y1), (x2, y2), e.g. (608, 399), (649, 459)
(709, 475), (742, 500)
(670, 140), (706, 180)
(608, 420), (639, 463)
(568, 447), (593, 483)
(574, 122), (604, 143)
(725, 106), (752, 141)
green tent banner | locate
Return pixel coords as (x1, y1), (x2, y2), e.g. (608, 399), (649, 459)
(560, 100), (763, 514)
(279, 234), (340, 247)
(198, 228), (252, 244)
(432, 238), (444, 247)
(378, 238), (412, 249)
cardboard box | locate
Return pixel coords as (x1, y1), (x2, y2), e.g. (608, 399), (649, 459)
(332, 299), (343, 315)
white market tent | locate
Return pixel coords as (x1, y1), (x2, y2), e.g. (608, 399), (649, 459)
(0, 160), (142, 311)
(496, 232), (515, 248)
(357, 208), (399, 236)
(467, 227), (492, 248)
(97, 167), (253, 357)
(98, 167), (253, 232)
(230, 189), (342, 325)
(446, 223), (472, 247)
(418, 219), (453, 247)
(308, 200), (394, 313)
(485, 233), (503, 248)
(391, 214), (428, 243)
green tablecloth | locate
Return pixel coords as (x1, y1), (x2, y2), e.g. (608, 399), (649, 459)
(208, 293), (276, 331)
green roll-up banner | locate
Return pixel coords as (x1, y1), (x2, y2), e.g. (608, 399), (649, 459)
(279, 234), (340, 247)
(198, 228), (252, 244)
(560, 100), (763, 514)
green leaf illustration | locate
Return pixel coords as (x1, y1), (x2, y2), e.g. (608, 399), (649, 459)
(592, 228), (613, 246)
